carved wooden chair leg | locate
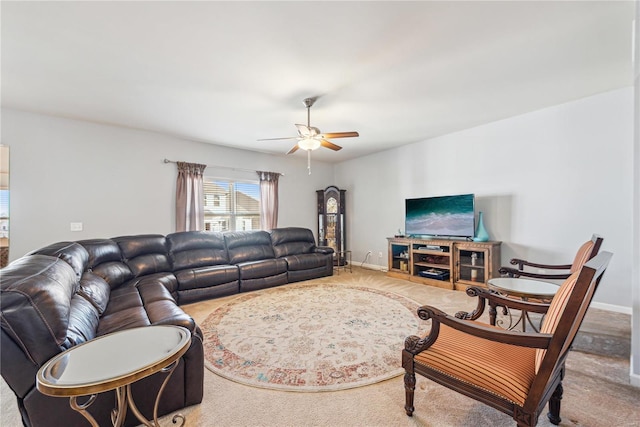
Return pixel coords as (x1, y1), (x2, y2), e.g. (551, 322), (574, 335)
(547, 382), (563, 425)
(489, 302), (498, 325)
(404, 372), (416, 416)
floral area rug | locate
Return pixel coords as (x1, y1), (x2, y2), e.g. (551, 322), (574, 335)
(200, 282), (429, 392)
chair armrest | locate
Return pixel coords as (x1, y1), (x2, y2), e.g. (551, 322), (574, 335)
(455, 286), (551, 321)
(498, 266), (571, 280)
(509, 258), (573, 270)
(502, 258), (572, 278)
(405, 305), (552, 355)
(314, 246), (334, 255)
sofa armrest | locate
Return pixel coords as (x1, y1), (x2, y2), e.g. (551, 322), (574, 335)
(148, 305), (196, 332)
(314, 246), (334, 255)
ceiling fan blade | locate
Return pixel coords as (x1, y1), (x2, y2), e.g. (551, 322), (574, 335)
(287, 144), (300, 154)
(295, 124), (311, 137)
(257, 136), (299, 141)
(320, 131), (359, 139)
(320, 139), (342, 151)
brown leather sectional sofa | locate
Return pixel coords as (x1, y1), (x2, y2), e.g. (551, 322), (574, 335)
(1, 227), (333, 427)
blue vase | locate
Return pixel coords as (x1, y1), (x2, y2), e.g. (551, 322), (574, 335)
(473, 211), (489, 242)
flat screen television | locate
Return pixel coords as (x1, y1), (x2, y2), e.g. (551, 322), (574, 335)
(405, 193), (475, 238)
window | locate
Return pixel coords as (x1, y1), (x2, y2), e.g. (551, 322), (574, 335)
(203, 178), (260, 232)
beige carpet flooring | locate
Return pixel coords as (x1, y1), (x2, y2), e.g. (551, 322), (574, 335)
(2, 267), (638, 426)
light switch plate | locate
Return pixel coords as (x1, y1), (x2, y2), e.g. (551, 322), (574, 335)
(70, 222), (83, 232)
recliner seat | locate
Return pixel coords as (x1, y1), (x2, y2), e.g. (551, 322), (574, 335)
(225, 230), (288, 292)
(270, 227), (334, 283)
(167, 231), (240, 304)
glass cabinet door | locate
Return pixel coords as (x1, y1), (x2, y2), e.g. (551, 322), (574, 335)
(456, 248), (488, 283)
(389, 242), (410, 273)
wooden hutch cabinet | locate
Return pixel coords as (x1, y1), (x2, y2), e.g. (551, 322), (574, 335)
(317, 186), (346, 265)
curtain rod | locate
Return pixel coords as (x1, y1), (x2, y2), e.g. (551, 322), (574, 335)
(163, 159), (284, 176)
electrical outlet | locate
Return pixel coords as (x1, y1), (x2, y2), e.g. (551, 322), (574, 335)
(378, 251), (383, 258)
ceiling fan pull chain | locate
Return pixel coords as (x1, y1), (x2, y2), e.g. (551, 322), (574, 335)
(307, 150), (312, 175)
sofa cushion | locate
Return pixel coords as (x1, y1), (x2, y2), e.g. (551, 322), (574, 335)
(97, 307), (150, 336)
(238, 268), (288, 293)
(270, 227), (316, 258)
(287, 266), (332, 284)
(98, 283), (195, 336)
(103, 284), (145, 314)
(115, 235), (171, 277)
(92, 262), (134, 289)
(79, 239), (133, 288)
(167, 231), (229, 270)
(237, 258), (287, 280)
(122, 272), (179, 297)
(175, 265), (239, 291)
(225, 231), (275, 264)
(115, 234), (167, 259)
(139, 283), (196, 330)
(0, 255), (77, 365)
(66, 294), (99, 347)
(77, 271), (110, 315)
(177, 282), (240, 305)
(283, 253), (330, 271)
(98, 285), (150, 335)
(30, 242), (89, 280)
(79, 238), (122, 267)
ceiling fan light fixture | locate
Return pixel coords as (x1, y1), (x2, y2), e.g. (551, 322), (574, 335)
(298, 138), (321, 151)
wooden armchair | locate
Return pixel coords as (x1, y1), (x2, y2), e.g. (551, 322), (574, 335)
(499, 234), (603, 280)
(402, 251), (612, 426)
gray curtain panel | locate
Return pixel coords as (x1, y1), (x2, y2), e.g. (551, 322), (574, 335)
(257, 171), (280, 230)
(176, 161), (206, 232)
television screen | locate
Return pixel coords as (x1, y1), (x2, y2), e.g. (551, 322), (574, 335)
(405, 194), (475, 238)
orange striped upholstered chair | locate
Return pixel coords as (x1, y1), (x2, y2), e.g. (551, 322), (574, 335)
(499, 234), (603, 280)
(402, 252), (612, 427)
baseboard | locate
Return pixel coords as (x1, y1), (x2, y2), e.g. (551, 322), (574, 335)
(630, 372), (640, 388)
(359, 262), (387, 272)
(590, 301), (632, 315)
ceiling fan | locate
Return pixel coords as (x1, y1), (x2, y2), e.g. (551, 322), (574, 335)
(258, 97), (359, 174)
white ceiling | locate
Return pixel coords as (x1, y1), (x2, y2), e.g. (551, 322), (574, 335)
(1, 1), (635, 162)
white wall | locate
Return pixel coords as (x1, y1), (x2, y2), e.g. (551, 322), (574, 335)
(336, 87), (635, 310)
(2, 109), (335, 260)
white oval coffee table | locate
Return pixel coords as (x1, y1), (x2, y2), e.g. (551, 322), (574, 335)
(37, 325), (191, 427)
